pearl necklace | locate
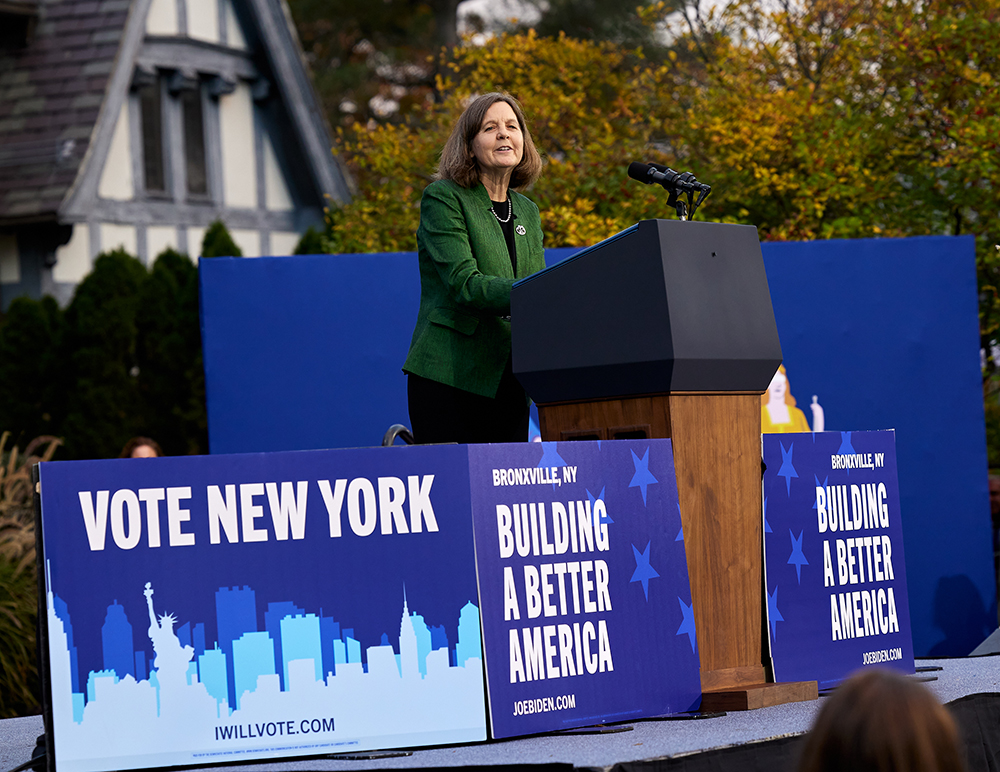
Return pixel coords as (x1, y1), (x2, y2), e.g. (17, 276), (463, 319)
(491, 197), (512, 224)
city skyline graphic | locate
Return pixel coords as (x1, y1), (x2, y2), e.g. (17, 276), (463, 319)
(47, 571), (487, 772)
(36, 443), (487, 770)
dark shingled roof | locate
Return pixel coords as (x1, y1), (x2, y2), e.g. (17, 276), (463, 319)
(0, 0), (130, 224)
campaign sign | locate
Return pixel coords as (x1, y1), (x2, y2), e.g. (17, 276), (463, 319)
(762, 430), (915, 687)
(468, 439), (701, 738)
(37, 445), (487, 772)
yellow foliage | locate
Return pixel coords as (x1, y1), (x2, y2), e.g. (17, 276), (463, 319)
(325, 0), (1000, 342)
(327, 30), (671, 251)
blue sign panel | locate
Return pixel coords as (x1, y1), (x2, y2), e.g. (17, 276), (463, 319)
(762, 430), (915, 687)
(38, 446), (487, 772)
(468, 440), (701, 738)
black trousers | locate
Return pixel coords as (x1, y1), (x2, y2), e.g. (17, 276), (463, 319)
(407, 360), (529, 445)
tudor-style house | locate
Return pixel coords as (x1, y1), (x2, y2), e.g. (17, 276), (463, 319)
(0, 0), (351, 308)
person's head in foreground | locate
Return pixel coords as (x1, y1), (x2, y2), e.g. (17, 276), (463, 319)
(798, 668), (964, 772)
(119, 436), (163, 459)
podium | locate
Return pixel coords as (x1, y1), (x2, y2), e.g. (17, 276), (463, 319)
(511, 219), (817, 710)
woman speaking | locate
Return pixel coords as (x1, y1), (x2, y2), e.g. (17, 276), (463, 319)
(403, 93), (545, 444)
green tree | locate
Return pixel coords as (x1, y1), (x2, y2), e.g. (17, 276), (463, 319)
(0, 248), (207, 460)
(135, 249), (207, 455)
(60, 249), (149, 459)
(294, 226), (326, 255)
(0, 295), (64, 445)
(201, 220), (242, 258)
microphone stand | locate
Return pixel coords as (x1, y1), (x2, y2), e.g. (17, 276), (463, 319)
(668, 189), (688, 221)
(627, 161), (712, 220)
(651, 164), (710, 221)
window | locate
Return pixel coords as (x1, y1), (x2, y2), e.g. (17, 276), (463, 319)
(180, 88), (207, 195)
(138, 82), (165, 193)
(0, 8), (36, 51)
(137, 74), (209, 197)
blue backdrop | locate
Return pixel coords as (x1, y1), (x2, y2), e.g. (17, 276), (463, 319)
(199, 235), (993, 657)
(762, 236), (993, 657)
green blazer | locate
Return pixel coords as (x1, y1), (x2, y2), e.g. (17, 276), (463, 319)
(402, 179), (546, 398)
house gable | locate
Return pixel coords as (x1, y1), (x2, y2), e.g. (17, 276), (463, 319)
(0, 0), (129, 224)
(0, 0), (351, 308)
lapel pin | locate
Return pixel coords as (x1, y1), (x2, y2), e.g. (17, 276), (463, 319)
(515, 225), (526, 236)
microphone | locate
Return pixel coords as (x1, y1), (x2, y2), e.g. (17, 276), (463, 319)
(627, 162), (710, 193)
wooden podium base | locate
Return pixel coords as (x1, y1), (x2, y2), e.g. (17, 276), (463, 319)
(701, 680), (819, 712)
(537, 393), (818, 711)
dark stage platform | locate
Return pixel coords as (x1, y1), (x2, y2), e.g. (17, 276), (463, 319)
(3, 657), (998, 772)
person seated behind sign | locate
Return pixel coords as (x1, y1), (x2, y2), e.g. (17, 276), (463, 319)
(797, 668), (965, 772)
(119, 436), (163, 458)
(762, 364), (824, 433)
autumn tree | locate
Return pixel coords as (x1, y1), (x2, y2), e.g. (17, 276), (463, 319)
(656, 0), (1000, 242)
(325, 30), (678, 253)
(326, 0), (1000, 369)
(653, 0), (1000, 371)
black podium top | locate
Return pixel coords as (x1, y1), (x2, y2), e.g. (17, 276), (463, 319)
(511, 219), (783, 404)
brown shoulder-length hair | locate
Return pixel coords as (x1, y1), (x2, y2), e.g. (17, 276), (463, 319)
(798, 668), (965, 772)
(436, 92), (543, 190)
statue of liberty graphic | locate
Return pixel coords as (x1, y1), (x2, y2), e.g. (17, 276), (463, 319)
(144, 582), (194, 712)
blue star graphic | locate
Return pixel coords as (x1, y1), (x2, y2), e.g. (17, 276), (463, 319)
(776, 441), (798, 496)
(628, 448), (658, 505)
(588, 487), (612, 524)
(763, 497), (772, 534)
(837, 432), (856, 456)
(676, 597), (697, 653)
(767, 586), (784, 641)
(675, 503), (684, 540)
(812, 474), (829, 510)
(788, 529), (808, 583)
(536, 442), (567, 487)
(630, 541), (660, 600)
(536, 442), (568, 470)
